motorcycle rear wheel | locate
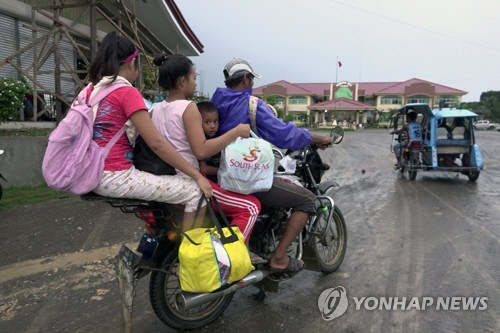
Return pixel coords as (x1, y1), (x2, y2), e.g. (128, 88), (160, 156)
(149, 248), (233, 330)
(312, 205), (347, 273)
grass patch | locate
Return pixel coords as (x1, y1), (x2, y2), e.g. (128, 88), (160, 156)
(0, 184), (75, 212)
(0, 128), (54, 137)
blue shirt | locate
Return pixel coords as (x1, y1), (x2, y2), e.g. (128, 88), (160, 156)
(211, 87), (312, 150)
(408, 122), (422, 141)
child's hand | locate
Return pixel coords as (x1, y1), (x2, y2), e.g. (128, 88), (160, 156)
(195, 176), (213, 198)
(235, 124), (251, 138)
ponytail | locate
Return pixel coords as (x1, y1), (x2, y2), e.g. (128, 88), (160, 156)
(153, 53), (193, 90)
(88, 31), (136, 85)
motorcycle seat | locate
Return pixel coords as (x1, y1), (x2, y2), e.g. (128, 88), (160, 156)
(81, 192), (151, 205)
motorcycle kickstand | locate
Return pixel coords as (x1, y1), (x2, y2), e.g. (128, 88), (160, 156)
(114, 244), (141, 333)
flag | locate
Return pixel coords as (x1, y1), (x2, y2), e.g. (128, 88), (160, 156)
(338, 60), (342, 68)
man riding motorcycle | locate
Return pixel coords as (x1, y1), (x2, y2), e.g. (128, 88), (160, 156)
(391, 109), (422, 169)
(211, 58), (333, 276)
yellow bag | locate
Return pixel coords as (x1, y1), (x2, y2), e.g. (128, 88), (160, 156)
(179, 197), (254, 293)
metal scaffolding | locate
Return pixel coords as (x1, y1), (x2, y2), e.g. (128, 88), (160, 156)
(0, 0), (165, 122)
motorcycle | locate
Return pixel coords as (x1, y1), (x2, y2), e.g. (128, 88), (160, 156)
(81, 126), (347, 330)
(394, 131), (422, 181)
(0, 150), (6, 200)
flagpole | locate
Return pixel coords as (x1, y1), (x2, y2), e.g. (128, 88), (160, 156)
(336, 56), (339, 84)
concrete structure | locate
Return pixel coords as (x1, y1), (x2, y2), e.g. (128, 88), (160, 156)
(253, 78), (467, 126)
(1, 136), (48, 187)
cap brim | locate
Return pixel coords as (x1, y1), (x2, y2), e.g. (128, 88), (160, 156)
(252, 72), (262, 79)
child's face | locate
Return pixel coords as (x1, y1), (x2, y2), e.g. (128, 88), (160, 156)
(201, 111), (219, 138)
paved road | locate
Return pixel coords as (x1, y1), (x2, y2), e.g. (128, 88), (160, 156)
(1, 129), (499, 332)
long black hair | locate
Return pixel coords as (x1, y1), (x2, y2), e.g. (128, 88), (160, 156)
(88, 31), (136, 85)
(153, 53), (193, 90)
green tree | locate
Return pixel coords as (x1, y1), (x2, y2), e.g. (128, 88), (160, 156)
(480, 91), (500, 121)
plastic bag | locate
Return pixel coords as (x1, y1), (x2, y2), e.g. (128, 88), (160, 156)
(218, 137), (274, 194)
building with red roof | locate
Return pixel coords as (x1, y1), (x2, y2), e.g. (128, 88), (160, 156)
(253, 78), (467, 126)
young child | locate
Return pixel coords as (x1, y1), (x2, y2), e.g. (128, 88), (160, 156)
(198, 101), (261, 245)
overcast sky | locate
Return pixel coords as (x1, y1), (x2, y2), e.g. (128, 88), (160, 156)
(176, 0), (500, 101)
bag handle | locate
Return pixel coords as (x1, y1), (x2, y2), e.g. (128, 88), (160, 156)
(205, 196), (239, 244)
(185, 195), (239, 245)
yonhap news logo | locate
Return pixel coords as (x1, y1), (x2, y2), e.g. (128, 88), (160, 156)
(318, 286), (349, 320)
(318, 286), (488, 321)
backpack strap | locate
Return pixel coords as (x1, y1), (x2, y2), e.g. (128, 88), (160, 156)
(248, 95), (259, 135)
(88, 83), (130, 121)
(88, 83), (130, 107)
(89, 84), (130, 157)
(103, 124), (127, 156)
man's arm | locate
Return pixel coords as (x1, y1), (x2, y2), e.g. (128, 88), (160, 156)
(255, 100), (312, 150)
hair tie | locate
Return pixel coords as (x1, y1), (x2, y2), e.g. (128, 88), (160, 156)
(121, 48), (138, 63)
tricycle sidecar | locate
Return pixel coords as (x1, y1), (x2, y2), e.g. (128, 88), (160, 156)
(391, 103), (483, 181)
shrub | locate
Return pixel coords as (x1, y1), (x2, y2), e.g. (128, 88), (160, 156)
(0, 77), (31, 122)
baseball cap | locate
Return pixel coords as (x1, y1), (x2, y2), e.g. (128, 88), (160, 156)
(223, 58), (262, 80)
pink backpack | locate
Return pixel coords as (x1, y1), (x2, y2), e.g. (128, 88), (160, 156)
(42, 83), (129, 194)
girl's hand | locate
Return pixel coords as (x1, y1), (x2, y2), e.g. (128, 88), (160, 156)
(195, 176), (213, 198)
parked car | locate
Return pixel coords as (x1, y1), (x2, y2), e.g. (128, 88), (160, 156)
(475, 120), (499, 130)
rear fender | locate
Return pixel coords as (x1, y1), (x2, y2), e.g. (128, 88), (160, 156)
(318, 180), (340, 195)
(470, 144), (483, 170)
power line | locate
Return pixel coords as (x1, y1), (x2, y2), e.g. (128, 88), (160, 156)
(325, 0), (500, 53)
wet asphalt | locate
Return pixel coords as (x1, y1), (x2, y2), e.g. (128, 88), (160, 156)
(0, 129), (499, 333)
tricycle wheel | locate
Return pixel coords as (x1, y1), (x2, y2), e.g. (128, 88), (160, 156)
(468, 171), (480, 182)
(408, 170), (417, 181)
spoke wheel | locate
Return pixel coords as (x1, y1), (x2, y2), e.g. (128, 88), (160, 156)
(312, 205), (347, 273)
(149, 248), (233, 330)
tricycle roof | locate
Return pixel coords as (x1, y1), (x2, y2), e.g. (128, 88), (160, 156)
(432, 108), (478, 119)
(398, 103), (478, 119)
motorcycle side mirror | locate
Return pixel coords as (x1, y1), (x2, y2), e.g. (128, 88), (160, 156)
(330, 126), (344, 144)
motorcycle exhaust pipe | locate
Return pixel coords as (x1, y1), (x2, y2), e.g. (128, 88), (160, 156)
(176, 270), (270, 312)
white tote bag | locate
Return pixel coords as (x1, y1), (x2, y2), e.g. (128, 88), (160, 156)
(218, 136), (274, 194)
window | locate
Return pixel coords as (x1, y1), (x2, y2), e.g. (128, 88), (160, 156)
(380, 96), (402, 105)
(407, 95), (430, 104)
(435, 95), (459, 105)
(265, 96), (284, 106)
(289, 96), (308, 104)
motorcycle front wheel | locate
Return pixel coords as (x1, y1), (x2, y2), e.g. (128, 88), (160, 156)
(312, 205), (347, 273)
(149, 248), (234, 330)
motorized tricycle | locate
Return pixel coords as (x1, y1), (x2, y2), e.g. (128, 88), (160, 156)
(81, 127), (347, 331)
(391, 103), (483, 181)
